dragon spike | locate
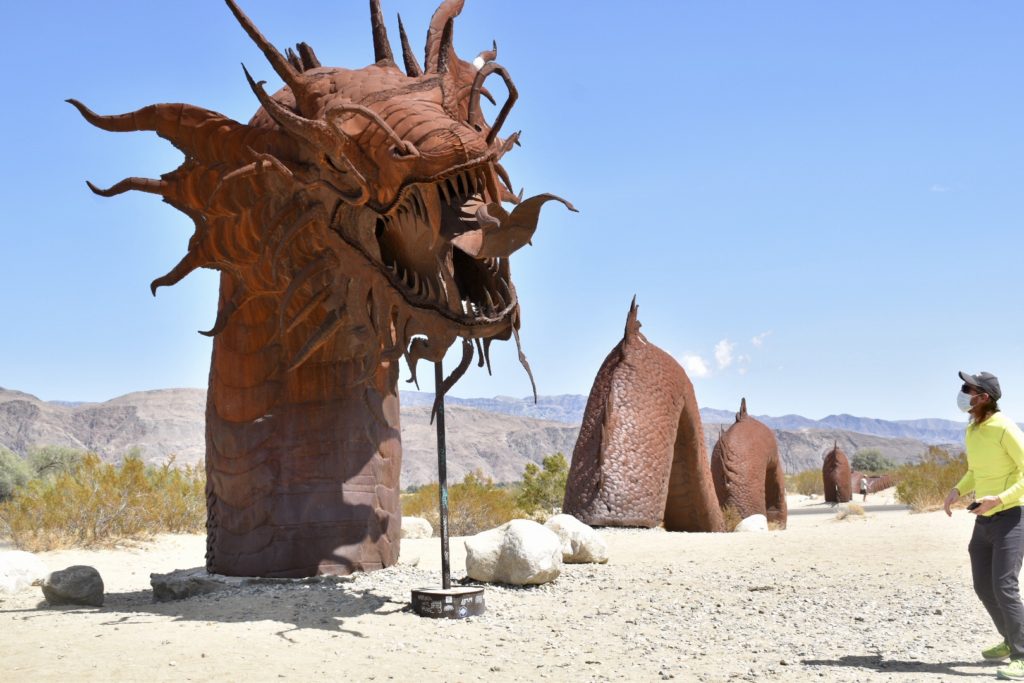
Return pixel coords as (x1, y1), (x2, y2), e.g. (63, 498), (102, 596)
(424, 0), (464, 73)
(369, 0), (395, 64)
(397, 14), (423, 77)
(150, 250), (208, 296)
(430, 338), (474, 424)
(296, 42), (321, 70)
(624, 295), (640, 340)
(199, 299), (238, 337)
(285, 47), (303, 72)
(86, 178), (167, 198)
(436, 19), (454, 74)
(224, 0), (304, 96)
(512, 324), (538, 404)
(482, 337), (494, 375)
(288, 309), (345, 371)
(68, 99), (255, 162)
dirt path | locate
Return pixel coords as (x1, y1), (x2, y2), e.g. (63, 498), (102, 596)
(0, 502), (1001, 682)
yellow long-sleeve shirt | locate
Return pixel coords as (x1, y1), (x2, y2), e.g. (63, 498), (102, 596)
(955, 412), (1024, 516)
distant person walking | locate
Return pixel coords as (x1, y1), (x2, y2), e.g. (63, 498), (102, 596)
(944, 371), (1024, 680)
(859, 476), (869, 502)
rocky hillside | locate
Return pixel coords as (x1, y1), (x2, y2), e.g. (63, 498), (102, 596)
(0, 386), (955, 485)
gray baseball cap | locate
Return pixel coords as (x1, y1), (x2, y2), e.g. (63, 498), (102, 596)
(959, 370), (1002, 401)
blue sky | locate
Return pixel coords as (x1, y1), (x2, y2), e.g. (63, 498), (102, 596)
(1, 1), (1021, 421)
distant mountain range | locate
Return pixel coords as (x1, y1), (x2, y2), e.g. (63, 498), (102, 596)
(403, 391), (971, 445)
(0, 386), (964, 486)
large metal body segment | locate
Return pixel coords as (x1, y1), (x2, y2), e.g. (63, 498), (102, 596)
(563, 300), (724, 532)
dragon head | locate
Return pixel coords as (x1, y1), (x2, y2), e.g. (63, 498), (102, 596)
(70, 0), (574, 396)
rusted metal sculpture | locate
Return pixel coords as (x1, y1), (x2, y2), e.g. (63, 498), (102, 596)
(822, 442), (852, 503)
(562, 299), (724, 532)
(71, 0), (573, 577)
(711, 398), (788, 529)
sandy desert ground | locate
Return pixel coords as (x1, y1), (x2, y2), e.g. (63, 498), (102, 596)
(0, 493), (1009, 682)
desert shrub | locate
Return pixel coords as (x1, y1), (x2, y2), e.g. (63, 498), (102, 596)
(402, 470), (521, 537)
(0, 452), (205, 551)
(720, 504), (742, 532)
(836, 502), (865, 520)
(28, 445), (87, 480)
(0, 448), (32, 500)
(517, 452), (569, 514)
(786, 468), (824, 496)
(851, 449), (896, 474)
(895, 446), (967, 512)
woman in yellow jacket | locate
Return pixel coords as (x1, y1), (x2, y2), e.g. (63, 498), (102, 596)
(945, 371), (1024, 680)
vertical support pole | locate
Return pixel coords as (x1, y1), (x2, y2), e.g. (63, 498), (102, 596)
(434, 360), (451, 590)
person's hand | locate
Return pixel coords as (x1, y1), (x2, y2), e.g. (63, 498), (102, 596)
(972, 496), (1003, 515)
(944, 488), (960, 517)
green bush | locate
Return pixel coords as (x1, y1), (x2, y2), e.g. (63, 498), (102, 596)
(402, 470), (521, 537)
(28, 445), (86, 480)
(786, 468), (824, 496)
(895, 446), (967, 512)
(0, 452), (206, 551)
(0, 448), (32, 500)
(851, 449), (896, 474)
(517, 452), (569, 513)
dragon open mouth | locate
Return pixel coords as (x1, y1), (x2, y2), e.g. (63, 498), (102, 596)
(373, 162), (523, 327)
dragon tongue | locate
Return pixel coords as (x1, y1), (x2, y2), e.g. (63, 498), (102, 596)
(452, 193), (575, 259)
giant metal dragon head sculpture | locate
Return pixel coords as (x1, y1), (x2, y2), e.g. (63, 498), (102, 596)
(69, 0), (574, 397)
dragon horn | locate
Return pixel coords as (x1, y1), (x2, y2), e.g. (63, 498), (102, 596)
(424, 0), (464, 72)
(225, 0), (305, 96)
(397, 14), (423, 76)
(242, 65), (332, 149)
(369, 0), (395, 64)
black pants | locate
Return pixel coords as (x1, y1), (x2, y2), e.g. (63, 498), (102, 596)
(969, 506), (1024, 658)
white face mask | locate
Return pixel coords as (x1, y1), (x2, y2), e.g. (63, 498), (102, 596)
(957, 390), (974, 413)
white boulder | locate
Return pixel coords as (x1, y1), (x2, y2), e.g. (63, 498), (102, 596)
(544, 514), (609, 564)
(735, 514), (769, 532)
(401, 516), (433, 539)
(464, 519), (562, 585)
(0, 550), (48, 594)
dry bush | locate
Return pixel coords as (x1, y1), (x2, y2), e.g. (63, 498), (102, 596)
(0, 452), (205, 551)
(720, 504), (743, 532)
(836, 502), (866, 520)
(402, 470), (523, 537)
(787, 468), (824, 496)
(895, 446), (967, 512)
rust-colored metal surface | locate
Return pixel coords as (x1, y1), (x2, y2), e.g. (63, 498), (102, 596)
(562, 299), (724, 532)
(822, 442), (852, 503)
(71, 0), (573, 577)
(711, 399), (788, 528)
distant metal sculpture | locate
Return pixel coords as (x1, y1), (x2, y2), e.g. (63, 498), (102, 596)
(822, 442), (852, 503)
(711, 398), (788, 528)
(562, 299), (724, 532)
(71, 0), (573, 577)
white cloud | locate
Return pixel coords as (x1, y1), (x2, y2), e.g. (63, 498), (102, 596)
(682, 354), (710, 378)
(714, 339), (734, 369)
(751, 331), (772, 348)
(930, 184), (950, 193)
(738, 367), (748, 376)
